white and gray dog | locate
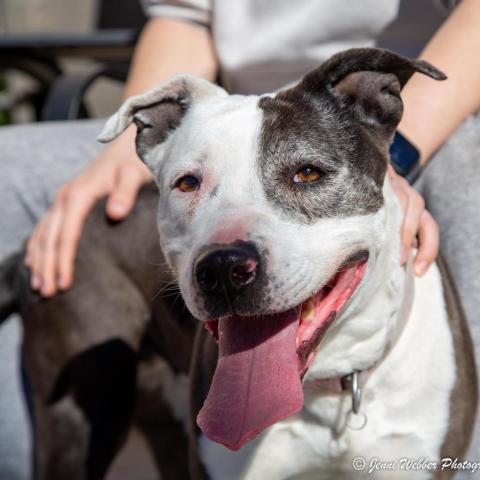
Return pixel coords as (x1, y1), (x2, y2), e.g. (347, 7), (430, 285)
(99, 47), (477, 479)
(1, 48), (477, 480)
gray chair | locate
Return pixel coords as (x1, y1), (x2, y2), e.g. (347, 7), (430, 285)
(0, 0), (147, 121)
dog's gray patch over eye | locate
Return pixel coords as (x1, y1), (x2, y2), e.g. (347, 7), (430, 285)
(257, 92), (386, 223)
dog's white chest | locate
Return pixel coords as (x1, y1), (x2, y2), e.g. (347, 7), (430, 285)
(199, 416), (343, 480)
(199, 408), (440, 480)
(199, 264), (455, 480)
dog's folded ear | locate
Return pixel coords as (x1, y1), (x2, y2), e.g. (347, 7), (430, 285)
(300, 48), (446, 137)
(98, 74), (225, 144)
(97, 75), (226, 172)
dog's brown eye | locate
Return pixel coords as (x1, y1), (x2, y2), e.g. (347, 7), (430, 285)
(293, 166), (322, 184)
(175, 175), (200, 192)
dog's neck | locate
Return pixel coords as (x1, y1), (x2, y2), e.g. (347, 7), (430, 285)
(303, 176), (413, 391)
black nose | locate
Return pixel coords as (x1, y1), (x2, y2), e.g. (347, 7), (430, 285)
(194, 242), (260, 302)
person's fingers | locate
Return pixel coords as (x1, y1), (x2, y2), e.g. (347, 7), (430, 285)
(38, 206), (64, 297)
(400, 191), (425, 265)
(55, 184), (99, 291)
(414, 210), (440, 276)
(30, 216), (49, 291)
(106, 164), (145, 220)
(26, 220), (44, 289)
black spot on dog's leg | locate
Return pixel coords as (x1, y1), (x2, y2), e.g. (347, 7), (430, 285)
(48, 339), (137, 480)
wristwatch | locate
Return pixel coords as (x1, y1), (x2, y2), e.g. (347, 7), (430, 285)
(389, 131), (421, 184)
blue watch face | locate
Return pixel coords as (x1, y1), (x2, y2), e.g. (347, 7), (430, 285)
(389, 132), (420, 181)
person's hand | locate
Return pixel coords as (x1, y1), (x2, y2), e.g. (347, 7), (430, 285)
(387, 165), (439, 276)
(25, 126), (152, 297)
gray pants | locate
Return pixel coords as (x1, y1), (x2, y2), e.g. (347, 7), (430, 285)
(0, 116), (478, 479)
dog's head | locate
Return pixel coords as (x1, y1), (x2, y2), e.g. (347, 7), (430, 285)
(100, 48), (445, 450)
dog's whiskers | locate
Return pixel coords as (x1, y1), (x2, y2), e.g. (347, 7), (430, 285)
(171, 292), (184, 307)
(151, 279), (180, 302)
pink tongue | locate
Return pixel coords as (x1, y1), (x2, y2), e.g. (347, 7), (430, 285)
(197, 307), (304, 451)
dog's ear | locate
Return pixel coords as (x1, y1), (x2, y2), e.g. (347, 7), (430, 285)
(98, 74), (226, 173)
(299, 48), (446, 138)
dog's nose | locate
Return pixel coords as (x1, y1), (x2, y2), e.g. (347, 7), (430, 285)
(195, 242), (260, 301)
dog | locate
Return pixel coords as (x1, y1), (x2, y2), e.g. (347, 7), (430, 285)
(0, 48), (477, 480)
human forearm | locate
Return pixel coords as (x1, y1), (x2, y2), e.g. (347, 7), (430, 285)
(123, 16), (217, 98)
(399, 0), (480, 164)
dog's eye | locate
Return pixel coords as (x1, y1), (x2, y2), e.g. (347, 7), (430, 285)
(293, 166), (322, 184)
(175, 175), (200, 192)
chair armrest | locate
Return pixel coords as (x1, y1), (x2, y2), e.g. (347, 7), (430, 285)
(41, 63), (129, 121)
(0, 31), (138, 61)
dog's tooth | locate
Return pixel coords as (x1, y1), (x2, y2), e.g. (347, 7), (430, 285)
(301, 299), (315, 322)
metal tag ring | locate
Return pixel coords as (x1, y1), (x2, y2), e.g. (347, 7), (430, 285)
(351, 370), (362, 414)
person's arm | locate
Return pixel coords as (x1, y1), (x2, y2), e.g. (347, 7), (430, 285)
(399, 0), (480, 164)
(26, 17), (217, 297)
(387, 0), (480, 276)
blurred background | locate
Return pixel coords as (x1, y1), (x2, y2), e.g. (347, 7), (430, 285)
(0, 0), (146, 124)
(0, 0), (449, 127)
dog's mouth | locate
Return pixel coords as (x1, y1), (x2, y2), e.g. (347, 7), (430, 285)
(296, 253), (368, 376)
(198, 252), (368, 451)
